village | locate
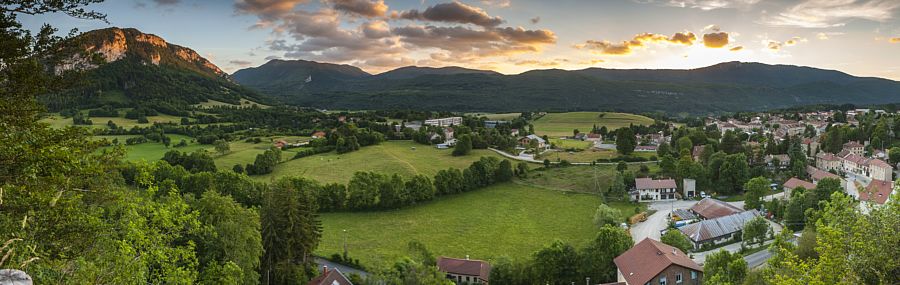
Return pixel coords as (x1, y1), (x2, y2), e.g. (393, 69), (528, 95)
(305, 108), (897, 285)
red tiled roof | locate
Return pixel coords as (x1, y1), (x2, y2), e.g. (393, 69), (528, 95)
(807, 166), (839, 181)
(868, 158), (891, 169)
(816, 152), (839, 161)
(784, 177), (816, 190)
(690, 198), (743, 220)
(308, 268), (352, 285)
(635, 178), (677, 190)
(614, 239), (702, 285)
(843, 141), (864, 148)
(437, 257), (490, 282)
(860, 180), (893, 205)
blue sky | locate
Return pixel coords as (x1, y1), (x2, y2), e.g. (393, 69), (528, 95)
(22, 0), (900, 79)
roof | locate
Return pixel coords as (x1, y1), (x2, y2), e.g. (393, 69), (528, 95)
(437, 257), (491, 281)
(307, 268), (353, 285)
(783, 177), (816, 190)
(679, 210), (761, 243)
(523, 134), (546, 143)
(690, 198), (744, 219)
(816, 152), (840, 161)
(672, 209), (698, 220)
(807, 166), (839, 181)
(860, 180), (893, 205)
(843, 141), (864, 148)
(614, 238), (702, 285)
(635, 145), (657, 151)
(867, 158), (891, 169)
(635, 178), (677, 190)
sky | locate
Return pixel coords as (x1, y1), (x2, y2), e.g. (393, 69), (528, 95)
(21, 0), (900, 79)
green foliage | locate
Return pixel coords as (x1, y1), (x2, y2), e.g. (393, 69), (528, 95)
(744, 177), (769, 210)
(578, 226), (634, 283)
(214, 139), (230, 155)
(190, 191), (263, 285)
(162, 149), (217, 173)
(661, 230), (693, 253)
(452, 134), (473, 156)
(261, 177), (322, 284)
(615, 127), (636, 155)
(742, 216), (770, 246)
(246, 147), (281, 175)
(592, 204), (622, 228)
(719, 153), (750, 195)
(705, 250), (748, 285)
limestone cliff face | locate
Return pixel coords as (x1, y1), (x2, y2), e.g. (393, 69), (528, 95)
(56, 27), (226, 78)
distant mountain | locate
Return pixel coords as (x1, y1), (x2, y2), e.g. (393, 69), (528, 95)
(232, 59), (369, 95)
(43, 27), (270, 113)
(372, 66), (500, 80)
(232, 59), (900, 114)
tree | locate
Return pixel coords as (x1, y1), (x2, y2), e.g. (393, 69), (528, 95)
(718, 153), (749, 195)
(593, 204), (622, 228)
(660, 154), (677, 177)
(794, 227), (818, 260)
(743, 177), (769, 210)
(578, 226), (634, 283)
(661, 230), (693, 253)
(742, 216), (769, 246)
(496, 159), (514, 182)
(607, 172), (628, 201)
(191, 191), (263, 285)
(677, 136), (693, 154)
(261, 177), (322, 284)
(704, 250), (748, 285)
(531, 240), (580, 284)
(889, 147), (900, 165)
(543, 159), (551, 168)
(616, 161), (627, 172)
(813, 178), (842, 204)
(615, 127), (636, 155)
(452, 134), (473, 156)
(515, 161), (529, 178)
(214, 139), (230, 155)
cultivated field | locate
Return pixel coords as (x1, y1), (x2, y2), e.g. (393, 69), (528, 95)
(255, 141), (504, 184)
(316, 183), (637, 268)
(532, 112), (655, 137)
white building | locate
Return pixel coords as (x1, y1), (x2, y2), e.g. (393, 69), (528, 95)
(424, 117), (462, 127)
(634, 178), (678, 202)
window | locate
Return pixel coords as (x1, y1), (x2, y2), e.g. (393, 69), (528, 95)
(691, 271), (698, 280)
(659, 276), (667, 285)
(676, 273), (683, 283)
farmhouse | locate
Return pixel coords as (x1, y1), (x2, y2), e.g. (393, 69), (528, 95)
(425, 117), (463, 127)
(679, 210), (761, 250)
(690, 198), (743, 220)
(312, 131), (327, 139)
(437, 256), (490, 284)
(614, 238), (703, 285)
(634, 178), (677, 202)
(519, 134), (549, 150)
(307, 266), (353, 285)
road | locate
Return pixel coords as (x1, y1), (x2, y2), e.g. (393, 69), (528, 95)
(488, 148), (659, 165)
(314, 257), (368, 278)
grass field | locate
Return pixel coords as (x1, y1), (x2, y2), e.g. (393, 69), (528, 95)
(532, 112), (655, 137)
(213, 140), (285, 170)
(255, 141), (503, 184)
(549, 138), (593, 150)
(41, 112), (185, 129)
(466, 112), (522, 120)
(518, 164), (658, 194)
(96, 134), (208, 161)
(194, 99), (269, 109)
(317, 182), (638, 268)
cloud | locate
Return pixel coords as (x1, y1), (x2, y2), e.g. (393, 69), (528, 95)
(153, 0), (180, 5)
(480, 0), (511, 7)
(361, 20), (391, 38)
(784, 37), (806, 46)
(702, 32), (729, 48)
(765, 40), (783, 50)
(229, 60), (254, 67)
(265, 55), (282, 60)
(530, 16), (540, 24)
(640, 0), (760, 10)
(398, 1), (505, 27)
(235, 0), (309, 20)
(729, 46), (743, 51)
(392, 25), (556, 58)
(890, 37), (900, 43)
(329, 0), (388, 18)
(575, 31), (697, 55)
(513, 58), (569, 67)
(816, 32), (844, 40)
(761, 0), (900, 28)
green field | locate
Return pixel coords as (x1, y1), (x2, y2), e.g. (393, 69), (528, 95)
(467, 112), (522, 120)
(194, 99), (269, 109)
(255, 141), (503, 184)
(41, 112), (185, 129)
(541, 149), (657, 163)
(317, 183), (637, 268)
(213, 140), (289, 170)
(96, 134), (208, 161)
(549, 138), (593, 150)
(518, 164), (657, 194)
(532, 112), (655, 137)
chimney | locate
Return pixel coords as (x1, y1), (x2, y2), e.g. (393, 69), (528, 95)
(323, 265), (328, 275)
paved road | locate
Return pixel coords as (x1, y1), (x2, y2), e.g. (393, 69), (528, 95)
(488, 148), (659, 165)
(314, 257), (368, 278)
(629, 200), (698, 243)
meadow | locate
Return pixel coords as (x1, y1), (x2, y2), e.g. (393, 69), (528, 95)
(95, 134), (208, 161)
(518, 164), (658, 194)
(316, 183), (638, 268)
(254, 141), (504, 184)
(41, 112), (185, 129)
(532, 112), (655, 137)
(541, 149), (657, 163)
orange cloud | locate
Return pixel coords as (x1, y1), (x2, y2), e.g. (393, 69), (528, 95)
(575, 31), (696, 55)
(729, 46), (743, 51)
(702, 32), (729, 48)
(890, 37), (900, 43)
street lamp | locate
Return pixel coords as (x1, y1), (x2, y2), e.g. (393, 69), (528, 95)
(342, 229), (348, 257)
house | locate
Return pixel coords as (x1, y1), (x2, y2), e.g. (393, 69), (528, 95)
(690, 198), (743, 220)
(815, 152), (841, 172)
(614, 238), (703, 285)
(273, 139), (287, 149)
(586, 133), (602, 141)
(425, 117), (463, 127)
(764, 154), (791, 169)
(635, 145), (657, 152)
(679, 210), (761, 250)
(444, 127), (455, 140)
(312, 131), (327, 139)
(510, 129), (519, 137)
(843, 141), (864, 156)
(859, 180), (893, 207)
(519, 134), (548, 150)
(801, 138), (819, 155)
(483, 120), (508, 128)
(307, 266), (353, 285)
(806, 166), (841, 184)
(437, 256), (490, 284)
(783, 177), (816, 198)
(634, 178), (678, 202)
(683, 178), (696, 198)
(574, 132), (587, 141)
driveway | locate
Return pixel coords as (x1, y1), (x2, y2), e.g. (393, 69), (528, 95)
(315, 257), (368, 278)
(629, 199), (699, 243)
